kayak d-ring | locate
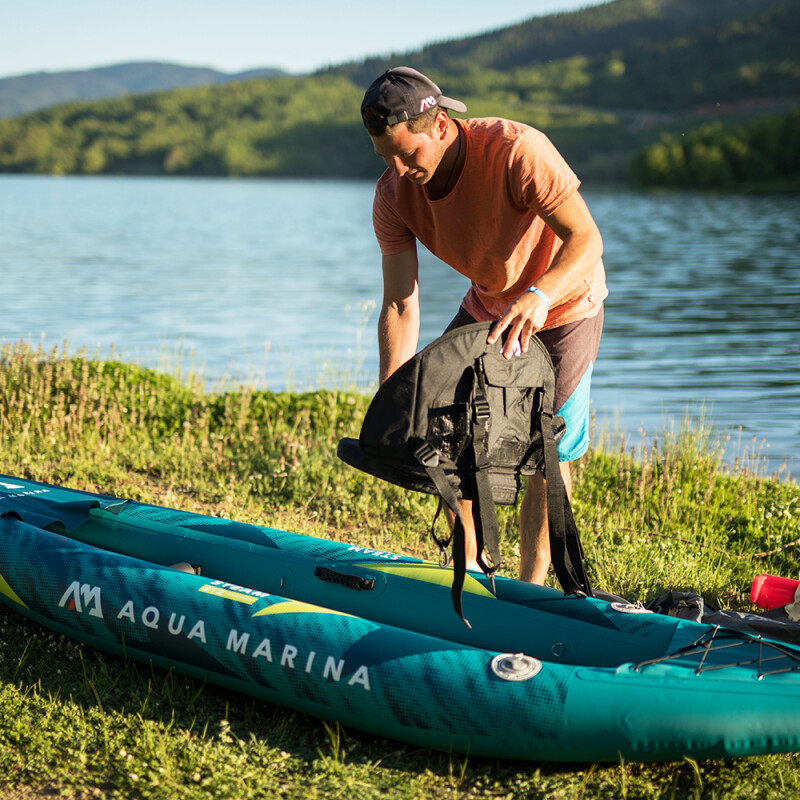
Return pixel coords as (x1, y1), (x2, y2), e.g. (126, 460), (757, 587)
(491, 653), (542, 681)
(610, 601), (652, 614)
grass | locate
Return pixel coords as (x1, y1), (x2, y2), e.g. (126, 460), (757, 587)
(1, 340), (799, 799)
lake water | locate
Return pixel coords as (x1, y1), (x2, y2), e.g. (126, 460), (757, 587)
(2, 175), (798, 477)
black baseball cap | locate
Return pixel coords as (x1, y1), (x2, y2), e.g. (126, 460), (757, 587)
(361, 67), (467, 131)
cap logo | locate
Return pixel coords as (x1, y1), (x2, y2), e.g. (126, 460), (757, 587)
(419, 95), (438, 113)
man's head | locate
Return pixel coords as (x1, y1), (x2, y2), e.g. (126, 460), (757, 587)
(361, 67), (466, 136)
(362, 67), (466, 184)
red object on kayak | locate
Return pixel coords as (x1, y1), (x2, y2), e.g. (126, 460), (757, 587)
(751, 574), (800, 610)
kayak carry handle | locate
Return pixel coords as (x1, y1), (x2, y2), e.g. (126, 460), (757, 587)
(314, 566), (375, 591)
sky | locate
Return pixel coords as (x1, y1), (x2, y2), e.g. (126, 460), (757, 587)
(1, 0), (609, 80)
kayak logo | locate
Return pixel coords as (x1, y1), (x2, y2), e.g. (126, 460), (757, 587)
(347, 545), (400, 560)
(0, 483), (50, 501)
(59, 581), (104, 618)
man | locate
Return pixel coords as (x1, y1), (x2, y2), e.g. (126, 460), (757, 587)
(361, 67), (607, 584)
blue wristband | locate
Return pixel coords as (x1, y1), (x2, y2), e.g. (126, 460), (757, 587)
(526, 286), (551, 308)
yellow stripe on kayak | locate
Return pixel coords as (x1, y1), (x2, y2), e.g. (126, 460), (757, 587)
(252, 599), (352, 618)
(354, 562), (497, 598)
(199, 584), (259, 605)
(0, 572), (27, 607)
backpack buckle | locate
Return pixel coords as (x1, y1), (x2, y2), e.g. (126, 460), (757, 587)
(414, 442), (440, 467)
(473, 397), (490, 421)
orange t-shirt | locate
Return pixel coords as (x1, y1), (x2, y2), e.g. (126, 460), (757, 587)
(372, 117), (607, 329)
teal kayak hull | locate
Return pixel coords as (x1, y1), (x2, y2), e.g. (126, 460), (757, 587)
(2, 474), (800, 762)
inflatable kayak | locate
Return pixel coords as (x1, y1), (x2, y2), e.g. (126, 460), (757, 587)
(2, 474), (800, 763)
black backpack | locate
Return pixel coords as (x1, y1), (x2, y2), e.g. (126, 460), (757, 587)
(337, 321), (592, 624)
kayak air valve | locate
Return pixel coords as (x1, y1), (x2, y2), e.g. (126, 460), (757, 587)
(490, 653), (542, 681)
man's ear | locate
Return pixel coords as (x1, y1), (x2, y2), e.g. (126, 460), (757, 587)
(434, 111), (450, 139)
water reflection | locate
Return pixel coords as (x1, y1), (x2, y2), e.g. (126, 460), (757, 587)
(1, 176), (798, 475)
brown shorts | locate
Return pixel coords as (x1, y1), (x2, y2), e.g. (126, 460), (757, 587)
(444, 306), (604, 460)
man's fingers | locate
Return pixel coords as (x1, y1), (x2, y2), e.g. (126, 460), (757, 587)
(487, 315), (511, 344)
(502, 318), (527, 358)
(489, 295), (543, 356)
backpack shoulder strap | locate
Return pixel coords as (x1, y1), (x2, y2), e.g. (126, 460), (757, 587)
(540, 404), (592, 596)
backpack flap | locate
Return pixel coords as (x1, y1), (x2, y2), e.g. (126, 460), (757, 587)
(339, 324), (485, 501)
(478, 348), (549, 503)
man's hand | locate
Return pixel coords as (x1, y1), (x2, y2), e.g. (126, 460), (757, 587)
(487, 191), (603, 360)
(487, 290), (550, 358)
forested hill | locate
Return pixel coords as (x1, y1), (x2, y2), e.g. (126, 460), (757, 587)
(327, 0), (798, 113)
(0, 62), (287, 119)
(0, 0), (797, 185)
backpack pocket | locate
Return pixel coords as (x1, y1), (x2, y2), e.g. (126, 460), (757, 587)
(480, 354), (545, 472)
(426, 403), (470, 467)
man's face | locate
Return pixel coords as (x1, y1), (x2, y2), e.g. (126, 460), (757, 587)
(369, 119), (446, 185)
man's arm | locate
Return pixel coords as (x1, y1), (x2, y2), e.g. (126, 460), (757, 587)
(378, 248), (421, 384)
(487, 191), (603, 358)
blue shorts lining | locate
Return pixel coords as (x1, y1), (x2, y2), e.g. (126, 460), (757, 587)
(556, 361), (594, 462)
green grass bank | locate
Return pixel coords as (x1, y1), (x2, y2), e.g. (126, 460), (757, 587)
(1, 341), (799, 798)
